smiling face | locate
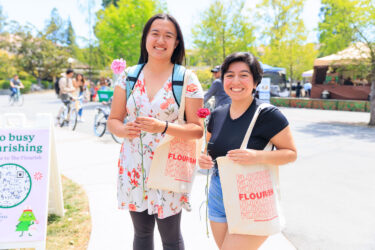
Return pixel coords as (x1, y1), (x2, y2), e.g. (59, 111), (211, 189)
(145, 19), (179, 62)
(223, 61), (256, 102)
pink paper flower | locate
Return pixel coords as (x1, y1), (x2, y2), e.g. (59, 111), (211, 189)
(111, 58), (126, 74)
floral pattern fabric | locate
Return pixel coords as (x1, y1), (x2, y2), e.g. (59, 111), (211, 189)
(116, 69), (203, 219)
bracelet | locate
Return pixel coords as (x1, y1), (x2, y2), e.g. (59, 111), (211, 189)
(161, 121), (168, 135)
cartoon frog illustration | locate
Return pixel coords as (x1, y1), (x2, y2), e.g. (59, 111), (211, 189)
(16, 208), (37, 237)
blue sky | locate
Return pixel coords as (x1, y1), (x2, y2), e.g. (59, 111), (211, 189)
(0, 0), (321, 48)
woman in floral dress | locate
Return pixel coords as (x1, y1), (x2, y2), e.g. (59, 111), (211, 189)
(108, 14), (203, 250)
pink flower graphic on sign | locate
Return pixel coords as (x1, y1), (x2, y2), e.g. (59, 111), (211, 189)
(111, 58), (126, 75)
(34, 172), (43, 181)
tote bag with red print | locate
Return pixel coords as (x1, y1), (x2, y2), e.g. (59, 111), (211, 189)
(217, 103), (284, 236)
(147, 70), (203, 193)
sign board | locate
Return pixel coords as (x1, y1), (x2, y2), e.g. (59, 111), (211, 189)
(257, 77), (271, 103)
(0, 113), (64, 250)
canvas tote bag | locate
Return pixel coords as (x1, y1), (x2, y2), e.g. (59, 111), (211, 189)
(217, 103), (284, 236)
(147, 70), (203, 193)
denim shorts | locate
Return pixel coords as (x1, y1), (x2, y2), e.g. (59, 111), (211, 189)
(208, 169), (227, 223)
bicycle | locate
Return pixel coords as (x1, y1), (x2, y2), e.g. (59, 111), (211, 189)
(9, 86), (24, 106)
(93, 98), (123, 144)
(56, 94), (79, 131)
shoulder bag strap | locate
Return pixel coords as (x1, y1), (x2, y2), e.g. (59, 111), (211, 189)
(240, 103), (273, 149)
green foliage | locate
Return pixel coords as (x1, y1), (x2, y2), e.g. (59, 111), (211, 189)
(95, 0), (160, 66)
(6, 27), (69, 81)
(44, 8), (66, 45)
(41, 80), (52, 89)
(0, 50), (17, 79)
(102, 0), (119, 8)
(0, 79), (9, 89)
(257, 0), (318, 82)
(75, 45), (111, 70)
(318, 0), (357, 57)
(194, 68), (212, 89)
(21, 80), (32, 93)
(192, 0), (256, 66)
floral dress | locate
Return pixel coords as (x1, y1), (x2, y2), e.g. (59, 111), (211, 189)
(116, 68), (203, 219)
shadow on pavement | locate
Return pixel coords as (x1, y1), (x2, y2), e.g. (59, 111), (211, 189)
(297, 121), (375, 142)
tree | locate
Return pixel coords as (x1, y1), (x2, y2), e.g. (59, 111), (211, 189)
(0, 5), (6, 33)
(102, 0), (119, 8)
(318, 0), (375, 126)
(44, 8), (66, 45)
(256, 0), (317, 83)
(95, 0), (161, 66)
(65, 17), (79, 57)
(318, 0), (357, 57)
(192, 0), (256, 66)
(7, 27), (69, 84)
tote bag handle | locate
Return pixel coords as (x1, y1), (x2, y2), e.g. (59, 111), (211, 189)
(240, 103), (272, 150)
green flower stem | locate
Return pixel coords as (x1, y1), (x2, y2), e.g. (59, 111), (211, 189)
(204, 120), (210, 238)
(139, 132), (146, 199)
(129, 89), (146, 200)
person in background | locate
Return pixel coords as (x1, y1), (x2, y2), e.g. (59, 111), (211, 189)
(107, 13), (203, 250)
(303, 81), (312, 97)
(296, 81), (302, 98)
(199, 52), (297, 250)
(9, 74), (25, 97)
(98, 77), (110, 91)
(204, 65), (231, 109)
(73, 73), (87, 122)
(343, 77), (354, 86)
(58, 69), (75, 100)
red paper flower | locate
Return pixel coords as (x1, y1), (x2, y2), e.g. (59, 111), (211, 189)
(197, 108), (211, 118)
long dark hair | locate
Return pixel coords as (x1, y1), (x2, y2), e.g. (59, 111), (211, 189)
(75, 73), (85, 93)
(138, 13), (185, 65)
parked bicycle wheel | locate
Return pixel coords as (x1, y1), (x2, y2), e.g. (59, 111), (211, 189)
(111, 133), (123, 144)
(93, 109), (107, 137)
(69, 109), (78, 131)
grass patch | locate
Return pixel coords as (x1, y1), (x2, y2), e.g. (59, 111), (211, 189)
(46, 175), (91, 249)
(17, 176), (92, 250)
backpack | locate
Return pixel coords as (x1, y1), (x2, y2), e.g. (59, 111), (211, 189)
(54, 77), (60, 95)
(125, 64), (186, 107)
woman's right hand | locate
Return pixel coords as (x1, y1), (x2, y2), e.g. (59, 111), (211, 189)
(121, 121), (141, 139)
(199, 154), (214, 169)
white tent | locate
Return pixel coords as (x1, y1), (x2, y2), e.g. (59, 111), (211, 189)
(314, 43), (370, 66)
(302, 69), (313, 77)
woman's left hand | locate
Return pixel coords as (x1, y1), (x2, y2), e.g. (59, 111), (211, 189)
(135, 117), (166, 133)
(227, 149), (261, 165)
